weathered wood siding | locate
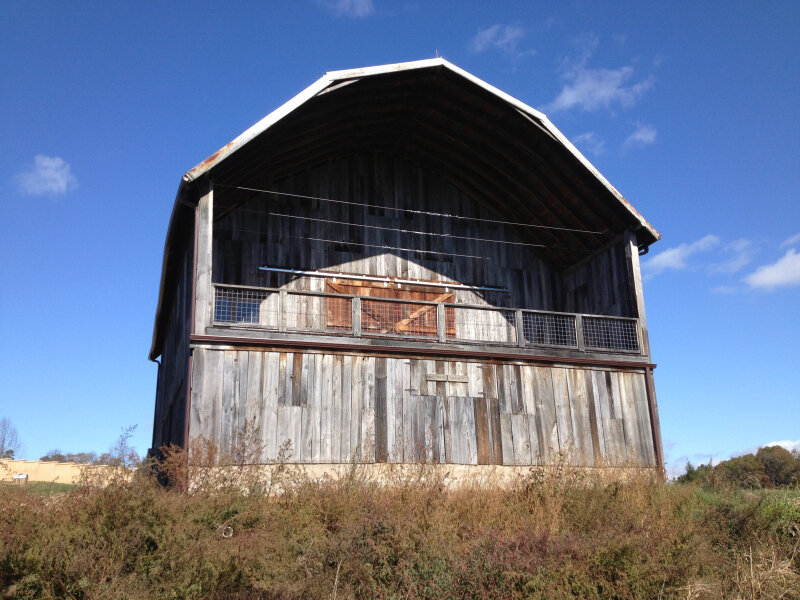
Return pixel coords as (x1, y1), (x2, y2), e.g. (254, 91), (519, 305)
(189, 348), (656, 467)
(561, 240), (635, 317)
(151, 228), (194, 451)
(211, 153), (564, 313)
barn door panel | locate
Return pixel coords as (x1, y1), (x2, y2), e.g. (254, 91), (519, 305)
(325, 280), (455, 337)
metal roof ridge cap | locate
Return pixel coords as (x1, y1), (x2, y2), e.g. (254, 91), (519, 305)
(323, 57), (447, 80)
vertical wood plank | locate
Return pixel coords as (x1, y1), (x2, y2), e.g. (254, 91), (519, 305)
(308, 353), (321, 462)
(374, 357), (388, 462)
(499, 413), (514, 465)
(319, 354), (333, 462)
(567, 368), (594, 466)
(398, 360), (410, 463)
(262, 352), (280, 459)
(221, 351), (236, 454)
(511, 413), (532, 465)
(535, 366), (560, 463)
(292, 353), (303, 407)
(300, 354), (314, 462)
(341, 355), (352, 461)
(551, 367), (573, 462)
(189, 348), (205, 443)
(434, 395), (445, 463)
(489, 397), (503, 465)
(235, 351), (249, 436)
(631, 372), (656, 466)
(584, 370), (605, 466)
(361, 357), (375, 462)
(245, 351), (263, 458)
(474, 396), (491, 465)
(618, 372), (642, 465)
(349, 355), (362, 461)
(331, 355), (342, 462)
(278, 353), (288, 407)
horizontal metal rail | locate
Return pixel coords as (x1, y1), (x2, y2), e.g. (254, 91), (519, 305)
(211, 284), (642, 354)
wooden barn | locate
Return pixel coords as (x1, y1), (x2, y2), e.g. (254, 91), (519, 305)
(149, 59), (664, 473)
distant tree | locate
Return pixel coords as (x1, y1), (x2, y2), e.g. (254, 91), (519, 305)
(96, 425), (140, 468)
(755, 445), (800, 488)
(677, 461), (713, 485)
(0, 417), (21, 459)
(716, 454), (770, 488)
(40, 450), (98, 464)
(39, 427), (140, 467)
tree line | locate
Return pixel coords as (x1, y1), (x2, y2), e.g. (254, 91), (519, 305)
(679, 445), (800, 488)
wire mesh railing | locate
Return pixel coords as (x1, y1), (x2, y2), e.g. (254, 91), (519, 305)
(582, 316), (640, 352)
(212, 285), (641, 354)
(523, 312), (578, 348)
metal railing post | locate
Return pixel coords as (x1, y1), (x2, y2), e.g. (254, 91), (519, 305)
(278, 289), (287, 332)
(575, 314), (585, 351)
(515, 309), (526, 347)
(352, 296), (361, 337)
(437, 303), (447, 342)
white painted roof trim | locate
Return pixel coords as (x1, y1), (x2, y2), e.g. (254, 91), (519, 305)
(183, 58), (659, 241)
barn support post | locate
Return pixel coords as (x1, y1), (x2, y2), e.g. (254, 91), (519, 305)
(515, 309), (525, 347)
(575, 314), (586, 351)
(278, 289), (287, 332)
(193, 180), (214, 335)
(352, 297), (362, 337)
(644, 366), (664, 478)
(436, 303), (446, 342)
(625, 230), (651, 357)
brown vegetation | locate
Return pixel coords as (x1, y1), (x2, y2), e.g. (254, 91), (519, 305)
(1, 437), (798, 599)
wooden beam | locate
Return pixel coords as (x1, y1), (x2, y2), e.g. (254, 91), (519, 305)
(625, 230), (650, 357)
(194, 182), (214, 334)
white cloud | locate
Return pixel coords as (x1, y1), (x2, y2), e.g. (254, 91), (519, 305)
(643, 234), (719, 277)
(623, 123), (657, 149)
(573, 132), (606, 156)
(744, 249), (800, 289)
(781, 232), (800, 247)
(544, 64), (653, 114)
(470, 24), (524, 54)
(711, 238), (754, 274)
(325, 0), (374, 18)
(15, 155), (77, 196)
(765, 440), (800, 453)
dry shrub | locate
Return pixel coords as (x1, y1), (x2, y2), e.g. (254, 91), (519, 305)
(2, 433), (799, 599)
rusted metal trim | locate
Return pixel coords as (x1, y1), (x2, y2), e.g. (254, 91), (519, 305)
(190, 334), (657, 370)
(644, 366), (665, 478)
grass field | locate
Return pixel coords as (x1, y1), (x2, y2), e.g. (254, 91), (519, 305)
(1, 463), (798, 599)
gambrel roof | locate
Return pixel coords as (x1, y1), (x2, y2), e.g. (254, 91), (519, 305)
(151, 58), (660, 359)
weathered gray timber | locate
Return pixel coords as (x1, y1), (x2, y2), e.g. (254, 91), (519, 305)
(149, 60), (664, 475)
(187, 347), (656, 467)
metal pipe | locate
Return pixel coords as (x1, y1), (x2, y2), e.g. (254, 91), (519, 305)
(258, 266), (509, 293)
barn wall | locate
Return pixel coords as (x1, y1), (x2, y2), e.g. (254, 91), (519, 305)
(212, 153), (559, 312)
(189, 347), (656, 468)
(151, 230), (194, 452)
(560, 239), (635, 317)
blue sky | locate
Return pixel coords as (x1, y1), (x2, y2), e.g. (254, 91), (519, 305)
(1, 1), (797, 475)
